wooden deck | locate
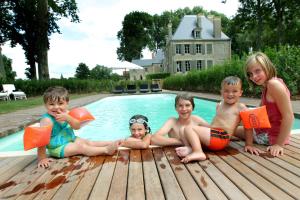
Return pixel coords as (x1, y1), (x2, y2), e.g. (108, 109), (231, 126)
(1, 134), (300, 200)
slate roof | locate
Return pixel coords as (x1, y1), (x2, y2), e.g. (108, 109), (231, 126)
(132, 49), (164, 67)
(172, 15), (229, 40)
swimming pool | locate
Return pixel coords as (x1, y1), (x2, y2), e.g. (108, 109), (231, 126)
(0, 93), (300, 152)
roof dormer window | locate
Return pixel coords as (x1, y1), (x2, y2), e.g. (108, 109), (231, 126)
(193, 28), (201, 39)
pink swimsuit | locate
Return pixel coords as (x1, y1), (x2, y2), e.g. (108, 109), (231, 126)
(255, 78), (291, 145)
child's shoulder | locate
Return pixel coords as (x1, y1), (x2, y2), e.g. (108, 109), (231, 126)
(267, 78), (288, 94)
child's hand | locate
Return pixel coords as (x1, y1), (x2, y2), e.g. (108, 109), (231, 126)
(244, 145), (264, 156)
(55, 110), (69, 122)
(38, 158), (53, 168)
(267, 144), (284, 157)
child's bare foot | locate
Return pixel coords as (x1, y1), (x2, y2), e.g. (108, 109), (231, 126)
(181, 151), (206, 163)
(105, 142), (119, 155)
(175, 146), (192, 157)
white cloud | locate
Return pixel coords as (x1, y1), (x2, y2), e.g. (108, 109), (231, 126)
(2, 0), (239, 79)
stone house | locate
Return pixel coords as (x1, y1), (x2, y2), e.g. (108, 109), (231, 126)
(164, 14), (231, 74)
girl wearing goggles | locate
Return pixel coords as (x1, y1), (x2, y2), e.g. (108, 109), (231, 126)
(121, 115), (152, 149)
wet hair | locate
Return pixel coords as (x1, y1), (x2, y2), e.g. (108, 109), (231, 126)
(43, 86), (69, 104)
(221, 76), (242, 89)
(175, 93), (195, 110)
(245, 52), (277, 85)
(129, 114), (151, 133)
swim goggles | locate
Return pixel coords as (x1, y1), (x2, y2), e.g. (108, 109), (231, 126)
(129, 118), (148, 125)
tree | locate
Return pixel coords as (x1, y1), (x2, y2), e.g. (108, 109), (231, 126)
(75, 63), (90, 79)
(117, 11), (153, 61)
(0, 0), (80, 79)
(2, 54), (16, 82)
(0, 47), (6, 80)
(90, 65), (112, 80)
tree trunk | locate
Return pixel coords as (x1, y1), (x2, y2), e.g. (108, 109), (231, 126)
(37, 0), (49, 80)
(0, 46), (6, 80)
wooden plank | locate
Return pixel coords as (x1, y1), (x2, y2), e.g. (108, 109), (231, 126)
(284, 144), (300, 154)
(152, 148), (185, 200)
(185, 162), (228, 200)
(225, 146), (299, 199)
(234, 141), (300, 177)
(164, 147), (206, 199)
(69, 156), (105, 200)
(0, 157), (15, 168)
(107, 150), (129, 200)
(0, 159), (45, 199)
(127, 150), (145, 200)
(141, 149), (164, 200)
(231, 142), (300, 187)
(50, 156), (91, 200)
(216, 150), (293, 200)
(290, 137), (300, 144)
(198, 158), (249, 200)
(288, 141), (300, 148)
(291, 134), (300, 140)
(15, 156), (82, 200)
(0, 156), (35, 184)
(207, 152), (271, 199)
(88, 155), (117, 199)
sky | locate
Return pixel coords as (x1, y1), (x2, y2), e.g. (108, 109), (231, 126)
(2, 0), (240, 79)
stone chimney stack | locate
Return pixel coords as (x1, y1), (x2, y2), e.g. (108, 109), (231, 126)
(207, 15), (214, 22)
(167, 22), (172, 40)
(197, 13), (202, 28)
(213, 16), (221, 38)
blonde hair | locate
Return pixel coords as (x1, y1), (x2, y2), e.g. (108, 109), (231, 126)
(43, 86), (69, 103)
(244, 52), (277, 85)
(221, 76), (242, 89)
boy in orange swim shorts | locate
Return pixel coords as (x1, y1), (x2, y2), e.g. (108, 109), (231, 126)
(176, 76), (263, 163)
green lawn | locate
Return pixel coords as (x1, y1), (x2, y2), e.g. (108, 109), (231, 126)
(0, 93), (95, 114)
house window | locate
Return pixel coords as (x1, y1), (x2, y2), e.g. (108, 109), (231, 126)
(195, 31), (201, 38)
(206, 44), (212, 54)
(185, 61), (191, 71)
(176, 44), (181, 54)
(197, 60), (203, 70)
(196, 44), (202, 54)
(207, 60), (213, 67)
(184, 44), (190, 54)
(176, 61), (182, 72)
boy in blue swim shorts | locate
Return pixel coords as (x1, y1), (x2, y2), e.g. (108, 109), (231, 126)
(38, 86), (119, 168)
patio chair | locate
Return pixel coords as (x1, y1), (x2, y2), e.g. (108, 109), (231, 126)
(112, 85), (124, 94)
(151, 83), (162, 92)
(0, 91), (10, 101)
(139, 83), (149, 93)
(126, 84), (137, 93)
(2, 84), (27, 100)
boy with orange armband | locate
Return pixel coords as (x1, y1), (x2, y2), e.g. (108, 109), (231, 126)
(176, 76), (263, 163)
(37, 86), (119, 168)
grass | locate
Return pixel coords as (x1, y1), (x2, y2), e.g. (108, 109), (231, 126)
(0, 93), (96, 115)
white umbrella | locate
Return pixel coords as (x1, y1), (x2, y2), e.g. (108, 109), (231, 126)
(108, 60), (143, 75)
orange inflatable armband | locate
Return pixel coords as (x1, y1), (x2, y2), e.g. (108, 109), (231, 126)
(240, 106), (271, 129)
(69, 107), (95, 126)
(23, 123), (52, 151)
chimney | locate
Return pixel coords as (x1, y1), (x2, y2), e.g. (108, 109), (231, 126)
(207, 15), (214, 22)
(213, 16), (221, 38)
(167, 22), (172, 40)
(197, 13), (202, 28)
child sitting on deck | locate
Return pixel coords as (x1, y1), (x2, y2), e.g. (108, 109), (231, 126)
(38, 86), (119, 168)
(120, 114), (152, 149)
(151, 93), (209, 147)
(176, 76), (263, 163)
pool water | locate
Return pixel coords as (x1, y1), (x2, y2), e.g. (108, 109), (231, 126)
(0, 94), (300, 152)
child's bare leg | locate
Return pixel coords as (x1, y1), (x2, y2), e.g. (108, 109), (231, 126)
(64, 140), (119, 157)
(181, 126), (210, 163)
(76, 137), (114, 147)
(176, 126), (192, 157)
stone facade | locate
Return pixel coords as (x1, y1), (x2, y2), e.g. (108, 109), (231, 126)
(164, 14), (231, 74)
